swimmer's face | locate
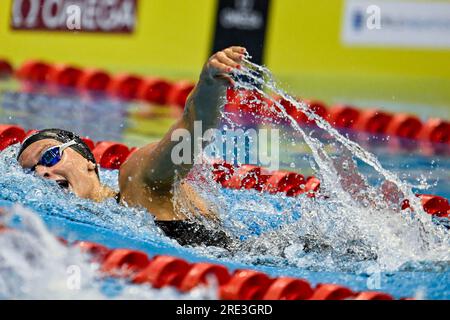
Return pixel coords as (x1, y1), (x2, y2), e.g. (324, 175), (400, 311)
(18, 139), (102, 199)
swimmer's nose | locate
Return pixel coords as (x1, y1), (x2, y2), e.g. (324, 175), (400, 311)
(35, 165), (58, 180)
(34, 166), (69, 190)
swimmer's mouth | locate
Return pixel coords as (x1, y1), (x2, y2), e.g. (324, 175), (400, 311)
(56, 180), (69, 190)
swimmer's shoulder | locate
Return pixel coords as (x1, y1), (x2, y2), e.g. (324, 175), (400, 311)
(117, 141), (158, 200)
(119, 142), (158, 184)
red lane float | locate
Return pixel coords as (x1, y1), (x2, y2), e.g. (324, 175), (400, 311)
(212, 161), (235, 185)
(85, 243), (406, 300)
(107, 74), (143, 100)
(0, 229), (406, 300)
(386, 114), (423, 140)
(353, 291), (393, 300)
(277, 96), (300, 121)
(309, 284), (355, 300)
(166, 81), (195, 108)
(179, 263), (231, 292)
(92, 142), (130, 170)
(0, 125), (26, 151)
(219, 270), (273, 300)
(304, 176), (321, 196)
(296, 99), (328, 125)
(137, 77), (173, 105)
(223, 165), (270, 191)
(418, 194), (450, 218)
(327, 104), (360, 129)
(226, 89), (275, 119)
(76, 69), (112, 92)
(354, 109), (393, 134)
(224, 88), (241, 114)
(101, 249), (151, 276)
(9, 60), (449, 147)
(76, 241), (111, 262)
(48, 64), (83, 87)
(277, 97), (327, 125)
(264, 170), (306, 196)
(418, 118), (450, 145)
(263, 277), (313, 300)
(230, 90), (259, 114)
(17, 60), (53, 83)
(0, 59), (13, 78)
(81, 137), (95, 151)
(214, 162), (449, 217)
(225, 89), (271, 124)
(215, 162), (320, 197)
(132, 255), (191, 289)
(247, 91), (275, 118)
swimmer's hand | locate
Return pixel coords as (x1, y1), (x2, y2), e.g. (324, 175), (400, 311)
(182, 46), (247, 123)
(119, 47), (248, 222)
(200, 46), (247, 86)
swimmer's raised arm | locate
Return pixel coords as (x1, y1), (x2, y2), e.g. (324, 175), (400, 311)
(119, 47), (245, 208)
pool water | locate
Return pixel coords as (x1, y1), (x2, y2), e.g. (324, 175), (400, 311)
(0, 61), (449, 299)
(0, 144), (448, 299)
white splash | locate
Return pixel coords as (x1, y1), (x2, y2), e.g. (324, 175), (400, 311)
(0, 204), (217, 299)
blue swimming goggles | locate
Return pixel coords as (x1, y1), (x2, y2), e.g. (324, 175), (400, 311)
(35, 140), (77, 168)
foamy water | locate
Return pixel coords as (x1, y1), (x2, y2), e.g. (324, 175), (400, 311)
(0, 204), (217, 299)
(198, 57), (450, 272)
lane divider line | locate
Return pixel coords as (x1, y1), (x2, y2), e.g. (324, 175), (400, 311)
(2, 59), (448, 146)
(1, 124), (448, 218)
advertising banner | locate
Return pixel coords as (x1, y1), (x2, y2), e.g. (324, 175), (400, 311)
(211, 0), (271, 64)
(342, 0), (450, 48)
(11, 0), (137, 33)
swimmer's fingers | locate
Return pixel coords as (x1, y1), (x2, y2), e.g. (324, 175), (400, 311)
(228, 46), (247, 54)
(209, 58), (233, 74)
(223, 48), (246, 63)
(206, 59), (235, 85)
(201, 46), (247, 85)
(216, 51), (241, 70)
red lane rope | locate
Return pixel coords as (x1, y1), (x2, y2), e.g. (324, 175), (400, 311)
(3, 59), (449, 146)
(0, 59), (13, 79)
(226, 89), (450, 146)
(73, 240), (399, 300)
(1, 124), (449, 218)
(211, 160), (450, 218)
(0, 225), (404, 299)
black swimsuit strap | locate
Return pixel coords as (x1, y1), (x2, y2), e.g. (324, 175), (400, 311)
(155, 220), (232, 249)
(114, 192), (121, 204)
(115, 192), (231, 248)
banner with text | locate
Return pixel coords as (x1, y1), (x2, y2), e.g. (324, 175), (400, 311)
(11, 0), (137, 33)
(342, 0), (450, 48)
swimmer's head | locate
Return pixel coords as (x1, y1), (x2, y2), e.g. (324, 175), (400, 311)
(17, 129), (108, 200)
